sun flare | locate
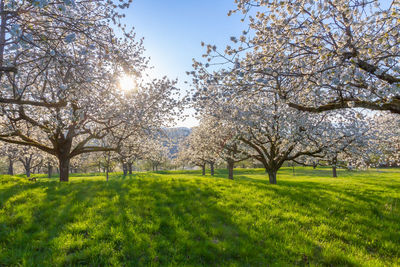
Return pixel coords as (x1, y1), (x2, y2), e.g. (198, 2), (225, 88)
(118, 74), (136, 92)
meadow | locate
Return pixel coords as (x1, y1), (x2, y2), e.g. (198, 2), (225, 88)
(0, 167), (399, 266)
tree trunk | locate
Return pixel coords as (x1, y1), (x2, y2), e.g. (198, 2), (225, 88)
(48, 162), (53, 178)
(332, 156), (338, 178)
(332, 166), (337, 178)
(210, 162), (214, 176)
(267, 170), (277, 184)
(106, 167), (109, 181)
(128, 161), (133, 174)
(227, 160), (234, 180)
(313, 161), (317, 169)
(23, 160), (31, 178)
(122, 163), (127, 177)
(201, 164), (205, 176)
(7, 157), (13, 175)
(59, 156), (70, 182)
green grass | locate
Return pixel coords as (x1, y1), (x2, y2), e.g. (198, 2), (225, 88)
(1, 167), (399, 266)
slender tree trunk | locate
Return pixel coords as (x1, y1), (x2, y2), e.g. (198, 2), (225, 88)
(332, 156), (338, 178)
(201, 164), (205, 176)
(48, 162), (53, 178)
(210, 162), (214, 176)
(227, 160), (234, 180)
(106, 167), (109, 181)
(313, 161), (317, 169)
(267, 170), (277, 184)
(7, 157), (13, 175)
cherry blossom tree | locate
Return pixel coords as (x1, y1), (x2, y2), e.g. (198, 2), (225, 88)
(299, 114), (376, 177)
(178, 121), (221, 176)
(190, 62), (373, 183)
(193, 116), (250, 179)
(0, 0), (132, 89)
(143, 139), (169, 172)
(367, 113), (400, 167)
(17, 146), (44, 177)
(117, 133), (157, 176)
(0, 143), (19, 175)
(0, 1), (180, 182)
(198, 0), (399, 115)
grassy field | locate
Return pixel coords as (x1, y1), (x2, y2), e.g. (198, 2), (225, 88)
(0, 167), (399, 266)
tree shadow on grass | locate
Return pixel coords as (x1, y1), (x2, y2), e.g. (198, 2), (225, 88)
(231, 172), (400, 264)
(0, 177), (325, 266)
(2, 173), (398, 266)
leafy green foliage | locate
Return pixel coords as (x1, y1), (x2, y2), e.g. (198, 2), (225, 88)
(0, 168), (399, 266)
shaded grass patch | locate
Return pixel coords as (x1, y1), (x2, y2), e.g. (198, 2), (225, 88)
(0, 167), (399, 266)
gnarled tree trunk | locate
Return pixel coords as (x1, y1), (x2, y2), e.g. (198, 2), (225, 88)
(201, 164), (206, 176)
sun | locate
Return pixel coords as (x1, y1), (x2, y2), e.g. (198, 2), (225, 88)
(118, 74), (136, 92)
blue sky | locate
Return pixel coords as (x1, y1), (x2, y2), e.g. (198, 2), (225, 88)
(124, 0), (245, 127)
